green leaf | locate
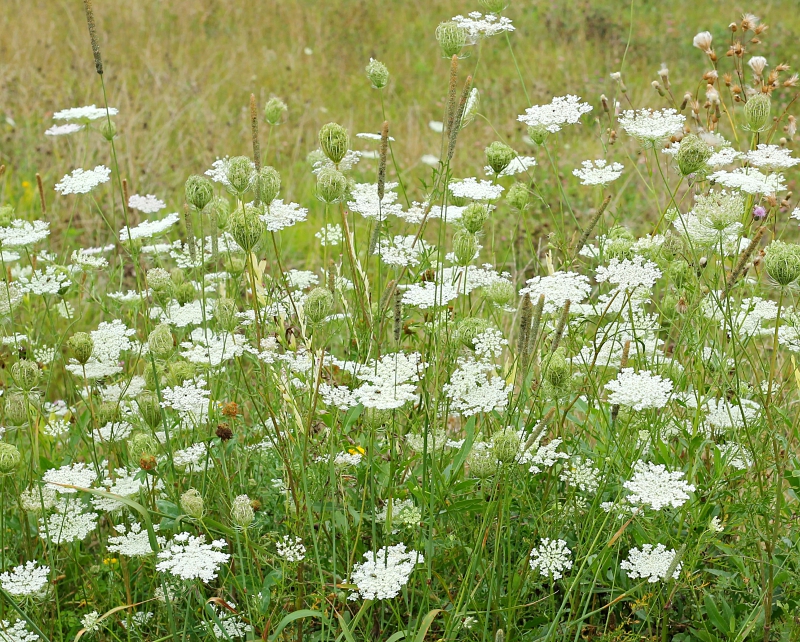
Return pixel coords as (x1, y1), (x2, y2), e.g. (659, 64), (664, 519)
(412, 609), (443, 642)
(704, 594), (731, 635)
(268, 609), (326, 642)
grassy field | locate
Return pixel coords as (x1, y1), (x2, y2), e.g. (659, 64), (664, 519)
(3, 2), (800, 641)
(3, 0), (799, 240)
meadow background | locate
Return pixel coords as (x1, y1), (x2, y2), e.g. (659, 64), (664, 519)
(3, 0), (798, 244)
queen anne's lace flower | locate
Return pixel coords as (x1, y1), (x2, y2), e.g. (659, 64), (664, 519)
(45, 123), (84, 136)
(43, 462), (97, 493)
(708, 168), (786, 195)
(529, 538), (572, 579)
(275, 535), (306, 562)
(315, 224), (342, 246)
(746, 144), (800, 170)
(622, 461), (695, 510)
(573, 159), (624, 185)
(156, 533), (230, 582)
(449, 178), (504, 201)
(0, 220), (50, 248)
(260, 199), (308, 231)
(348, 544), (424, 600)
(0, 561), (50, 598)
(618, 108), (685, 148)
(517, 95), (593, 133)
(595, 255), (662, 294)
(519, 271), (590, 314)
(347, 182), (403, 220)
(401, 281), (460, 309)
(485, 156), (536, 177)
(54, 166), (111, 195)
(451, 12), (514, 39)
(53, 105), (118, 121)
(620, 544), (681, 582)
(605, 369), (672, 411)
(119, 212), (180, 241)
(107, 523), (165, 557)
(375, 235), (431, 267)
(0, 619), (40, 642)
(444, 357), (511, 416)
(127, 194), (166, 213)
(39, 499), (99, 544)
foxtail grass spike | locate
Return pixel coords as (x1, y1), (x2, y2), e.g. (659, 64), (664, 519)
(83, 0), (103, 75)
(445, 55), (459, 136)
(574, 195), (612, 259)
(549, 300), (571, 353)
(526, 293), (545, 361)
(368, 219), (382, 256)
(327, 260), (336, 293)
(250, 94), (261, 173)
(516, 293), (532, 359)
(725, 225), (766, 295)
(35, 173), (46, 215)
(378, 120), (389, 201)
(394, 290), (403, 343)
(523, 407), (557, 452)
(447, 75), (472, 161)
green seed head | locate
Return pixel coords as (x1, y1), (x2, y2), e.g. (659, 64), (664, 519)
(506, 182), (530, 210)
(485, 279), (515, 307)
(0, 205), (15, 227)
(128, 431), (160, 459)
(11, 359), (40, 391)
(744, 93), (771, 132)
(135, 392), (163, 430)
(365, 58), (389, 89)
(148, 323), (174, 358)
(180, 488), (205, 519)
(436, 21), (468, 58)
(146, 267), (172, 292)
(209, 196), (231, 229)
(225, 156), (254, 196)
(460, 202), (490, 234)
(675, 134), (712, 176)
(185, 175), (214, 211)
(264, 97), (288, 126)
(479, 0), (509, 12)
(68, 332), (94, 365)
(316, 167), (348, 203)
(167, 361), (196, 387)
(764, 240), (800, 286)
(0, 442), (22, 475)
(545, 348), (571, 388)
(97, 401), (121, 427)
(229, 204), (265, 252)
(468, 446), (497, 479)
(318, 123), (350, 164)
(255, 166), (281, 205)
(485, 141), (515, 174)
(304, 286), (334, 324)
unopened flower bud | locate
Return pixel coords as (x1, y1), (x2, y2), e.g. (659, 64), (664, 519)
(68, 332), (94, 365)
(264, 97), (288, 126)
(175, 281), (196, 305)
(304, 286), (334, 324)
(436, 21), (468, 58)
(128, 431), (159, 459)
(0, 442), (22, 475)
(545, 348), (570, 389)
(11, 359), (40, 391)
(527, 125), (549, 146)
(97, 401), (120, 427)
(167, 361), (196, 387)
(460, 203), (490, 234)
(764, 240), (800, 286)
(468, 447), (497, 479)
(506, 182), (530, 210)
(185, 175), (214, 211)
(101, 119), (116, 141)
(744, 93), (771, 132)
(209, 196), (231, 229)
(136, 392), (163, 429)
(214, 298), (239, 332)
(453, 317), (491, 349)
(492, 428), (521, 463)
(229, 204), (265, 251)
(180, 488), (205, 519)
(365, 58), (389, 89)
(485, 141), (515, 174)
(478, 0), (508, 12)
(148, 324), (174, 357)
(4, 392), (29, 426)
(318, 123), (350, 164)
(316, 167), (348, 203)
(225, 156), (254, 196)
(255, 166), (281, 206)
(675, 134), (712, 176)
(231, 494), (255, 529)
(485, 279), (515, 307)
(453, 229), (479, 266)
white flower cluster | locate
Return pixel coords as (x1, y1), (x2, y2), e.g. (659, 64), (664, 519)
(519, 271), (591, 314)
(156, 533), (230, 582)
(529, 538), (572, 579)
(0, 220), (50, 248)
(517, 95), (593, 133)
(451, 12), (514, 38)
(120, 212), (180, 242)
(128, 193), (166, 213)
(444, 357), (511, 416)
(275, 535), (306, 562)
(0, 619), (40, 642)
(107, 523), (165, 557)
(53, 105), (118, 120)
(708, 168), (786, 195)
(449, 178), (504, 201)
(315, 223), (342, 246)
(375, 234), (431, 267)
(620, 543), (681, 582)
(0, 561), (50, 598)
(605, 369), (673, 411)
(622, 461), (695, 510)
(573, 159), (624, 185)
(45, 123), (84, 136)
(618, 108), (685, 148)
(39, 499), (99, 545)
(348, 544), (424, 601)
(260, 199), (308, 232)
(54, 166), (111, 195)
(347, 182), (403, 220)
